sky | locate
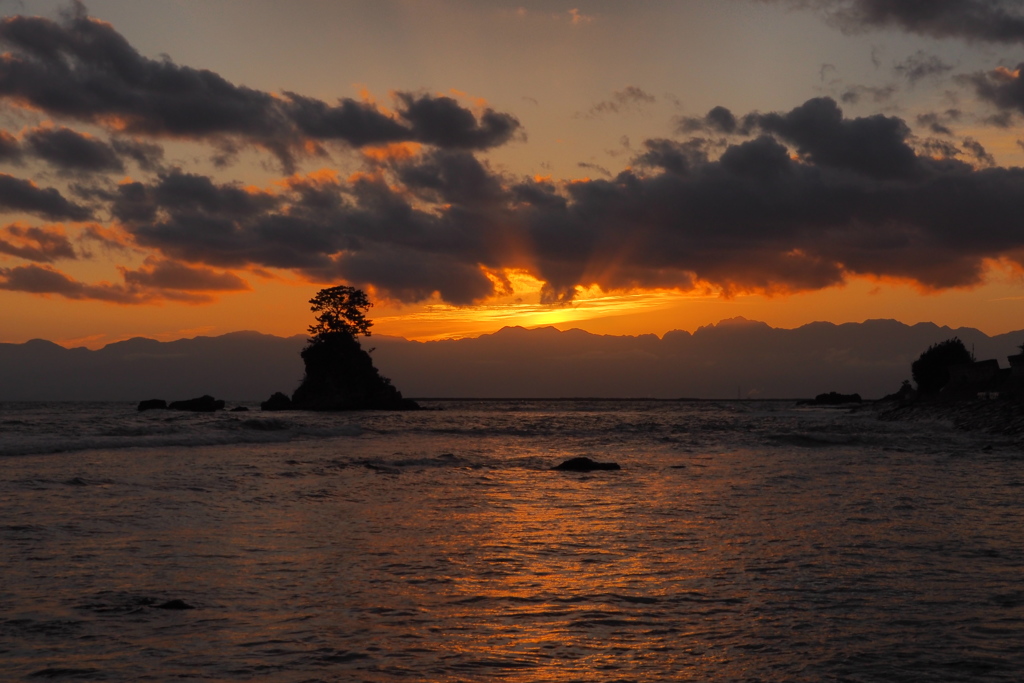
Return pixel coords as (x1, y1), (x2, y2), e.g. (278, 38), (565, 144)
(2, 0), (1024, 348)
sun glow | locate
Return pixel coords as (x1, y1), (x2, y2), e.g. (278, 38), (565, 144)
(371, 269), (710, 340)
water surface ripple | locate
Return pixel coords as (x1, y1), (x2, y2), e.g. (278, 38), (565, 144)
(1, 400), (1021, 681)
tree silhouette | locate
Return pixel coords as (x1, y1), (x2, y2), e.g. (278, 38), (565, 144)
(307, 286), (372, 341)
(911, 337), (973, 394)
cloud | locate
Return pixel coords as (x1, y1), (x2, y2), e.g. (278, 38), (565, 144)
(0, 263), (144, 302)
(764, 0), (1024, 43)
(916, 111), (959, 135)
(966, 65), (1024, 119)
(0, 173), (91, 220)
(748, 97), (920, 179)
(86, 97), (1024, 308)
(577, 162), (612, 177)
(0, 259), (244, 304)
(961, 137), (995, 167)
(916, 136), (994, 167)
(24, 125), (124, 172)
(394, 93), (521, 150)
(917, 137), (962, 159)
(582, 86), (657, 119)
(633, 138), (710, 176)
(110, 138), (164, 172)
(120, 257), (250, 291)
(677, 106), (741, 134)
(0, 223), (77, 262)
(0, 124), (164, 173)
(0, 129), (22, 162)
(0, 5), (521, 170)
(3, 6), (1023, 311)
(894, 51), (954, 84)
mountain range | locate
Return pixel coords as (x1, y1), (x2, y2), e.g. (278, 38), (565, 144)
(2, 318), (1022, 401)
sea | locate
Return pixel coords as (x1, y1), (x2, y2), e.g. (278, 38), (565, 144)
(1, 399), (1022, 682)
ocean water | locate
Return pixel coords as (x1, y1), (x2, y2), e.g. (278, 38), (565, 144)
(1, 400), (1022, 682)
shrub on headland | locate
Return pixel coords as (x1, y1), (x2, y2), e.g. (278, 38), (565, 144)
(911, 337), (972, 394)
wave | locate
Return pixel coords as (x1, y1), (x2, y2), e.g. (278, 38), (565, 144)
(767, 432), (861, 448)
(0, 411), (362, 457)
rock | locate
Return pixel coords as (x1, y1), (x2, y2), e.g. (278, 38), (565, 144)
(290, 332), (419, 411)
(167, 395), (224, 412)
(552, 456), (621, 472)
(260, 391), (293, 411)
(137, 398), (167, 411)
(229, 406), (249, 412)
(800, 391), (863, 406)
(154, 599), (194, 610)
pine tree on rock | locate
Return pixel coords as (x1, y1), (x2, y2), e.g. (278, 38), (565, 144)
(289, 286), (418, 411)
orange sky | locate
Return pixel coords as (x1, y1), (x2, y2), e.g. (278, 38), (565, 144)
(2, 2), (1024, 349)
(4, 265), (1023, 350)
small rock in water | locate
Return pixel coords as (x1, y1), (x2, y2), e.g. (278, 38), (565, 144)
(552, 456), (621, 472)
(137, 399), (167, 411)
(155, 599), (194, 610)
(230, 406), (249, 412)
(167, 395), (224, 412)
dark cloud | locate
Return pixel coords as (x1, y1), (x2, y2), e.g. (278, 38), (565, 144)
(2, 5), (1020, 310)
(394, 149), (509, 208)
(120, 257), (250, 291)
(0, 5), (521, 169)
(329, 247), (497, 305)
(282, 93), (410, 147)
(677, 106), (741, 134)
(748, 97), (920, 179)
(917, 137), (961, 159)
(577, 162), (612, 177)
(961, 137), (996, 167)
(0, 124), (163, 173)
(966, 65), (1024, 119)
(0, 259), (240, 304)
(395, 93), (521, 150)
(0, 263), (143, 302)
(0, 173), (91, 220)
(0, 129), (22, 162)
(25, 125), (123, 172)
(766, 0), (1024, 43)
(916, 111), (956, 135)
(0, 5), (287, 142)
(110, 138), (164, 172)
(718, 135), (795, 181)
(894, 51), (954, 84)
(633, 138), (709, 176)
(0, 224), (77, 262)
(93, 97), (1024, 306)
(582, 86), (657, 118)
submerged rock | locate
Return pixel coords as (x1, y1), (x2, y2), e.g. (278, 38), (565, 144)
(167, 395), (224, 412)
(552, 456), (621, 472)
(289, 332), (419, 411)
(229, 406), (249, 412)
(800, 392), (863, 406)
(260, 391), (293, 411)
(137, 399), (167, 411)
(154, 599), (194, 610)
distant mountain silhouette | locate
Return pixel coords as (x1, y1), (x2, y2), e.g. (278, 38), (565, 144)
(0, 331), (307, 401)
(2, 319), (1023, 400)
